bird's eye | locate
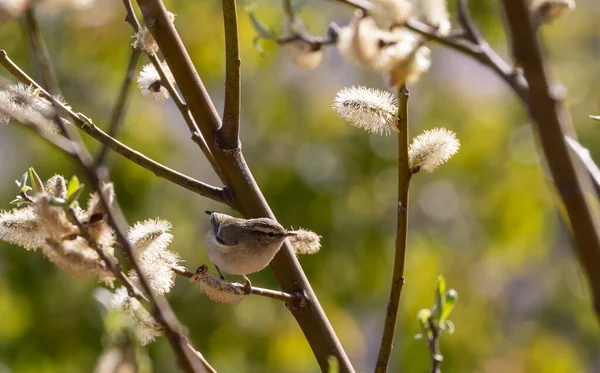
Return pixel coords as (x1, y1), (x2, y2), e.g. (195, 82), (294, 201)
(267, 232), (275, 238)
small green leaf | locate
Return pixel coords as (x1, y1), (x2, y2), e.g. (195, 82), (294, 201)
(29, 168), (44, 194)
(441, 289), (458, 321)
(246, 5), (276, 40)
(590, 115), (600, 122)
(49, 197), (67, 207)
(432, 275), (446, 323)
(66, 185), (84, 206)
(21, 185), (32, 193)
(66, 176), (80, 199)
(327, 356), (339, 373)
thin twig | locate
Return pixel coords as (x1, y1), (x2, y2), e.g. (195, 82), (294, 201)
(426, 319), (442, 373)
(218, 0), (241, 150)
(21, 12), (214, 372)
(95, 48), (141, 166)
(171, 266), (302, 304)
(23, 8), (61, 96)
(375, 85), (410, 373)
(501, 0), (600, 319)
(0, 50), (231, 207)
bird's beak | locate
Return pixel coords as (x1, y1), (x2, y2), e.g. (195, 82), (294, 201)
(285, 232), (297, 237)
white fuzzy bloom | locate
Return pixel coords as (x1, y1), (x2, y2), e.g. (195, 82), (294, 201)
(45, 175), (67, 199)
(370, 0), (413, 29)
(43, 236), (115, 284)
(283, 41), (324, 70)
(409, 128), (460, 173)
(136, 62), (174, 102)
(382, 42), (432, 86)
(332, 86), (398, 135)
(194, 271), (246, 304)
(0, 207), (45, 250)
(288, 229), (321, 255)
(531, 0), (575, 24)
(132, 28), (159, 55)
(128, 219), (179, 295)
(132, 13), (174, 54)
(0, 0), (28, 21)
(110, 287), (163, 345)
(412, 0), (451, 35)
(0, 83), (61, 132)
(337, 16), (387, 68)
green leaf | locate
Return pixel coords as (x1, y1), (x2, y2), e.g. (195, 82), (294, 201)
(590, 115), (600, 122)
(66, 185), (84, 206)
(432, 275), (446, 323)
(441, 289), (458, 321)
(327, 356), (339, 373)
(246, 5), (276, 40)
(66, 176), (80, 199)
(49, 197), (67, 207)
(29, 168), (44, 194)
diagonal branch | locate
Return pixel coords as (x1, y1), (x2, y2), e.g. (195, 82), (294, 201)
(501, 0), (600, 318)
(375, 85), (410, 373)
(218, 0), (241, 150)
(0, 50), (231, 207)
(95, 48), (141, 166)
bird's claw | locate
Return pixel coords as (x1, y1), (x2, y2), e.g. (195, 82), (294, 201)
(242, 275), (252, 295)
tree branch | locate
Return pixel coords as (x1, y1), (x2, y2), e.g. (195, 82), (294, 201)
(21, 10), (213, 372)
(218, 0), (241, 150)
(0, 50), (231, 207)
(121, 0), (226, 183)
(375, 85), (410, 373)
(23, 8), (61, 96)
(501, 0), (600, 318)
(171, 266), (302, 304)
(95, 48), (141, 166)
(133, 1), (355, 371)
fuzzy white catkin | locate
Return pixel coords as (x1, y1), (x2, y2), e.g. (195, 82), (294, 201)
(337, 16), (387, 69)
(136, 62), (175, 102)
(289, 229), (321, 255)
(413, 0), (451, 35)
(370, 0), (413, 29)
(0, 83), (61, 132)
(530, 0), (575, 23)
(195, 271), (246, 304)
(333, 86), (398, 135)
(283, 41), (324, 70)
(110, 287), (163, 345)
(0, 207), (45, 250)
(409, 128), (460, 173)
(127, 219), (180, 295)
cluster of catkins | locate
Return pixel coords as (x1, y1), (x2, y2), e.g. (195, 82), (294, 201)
(284, 0), (449, 85)
(0, 173), (181, 344)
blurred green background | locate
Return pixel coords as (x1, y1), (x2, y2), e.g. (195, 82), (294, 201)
(1, 0), (600, 372)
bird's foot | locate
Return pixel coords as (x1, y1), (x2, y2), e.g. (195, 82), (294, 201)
(242, 274), (252, 295)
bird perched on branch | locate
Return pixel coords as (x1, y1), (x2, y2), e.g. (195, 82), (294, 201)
(204, 211), (296, 293)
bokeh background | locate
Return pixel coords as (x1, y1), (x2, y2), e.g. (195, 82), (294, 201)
(1, 0), (600, 372)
